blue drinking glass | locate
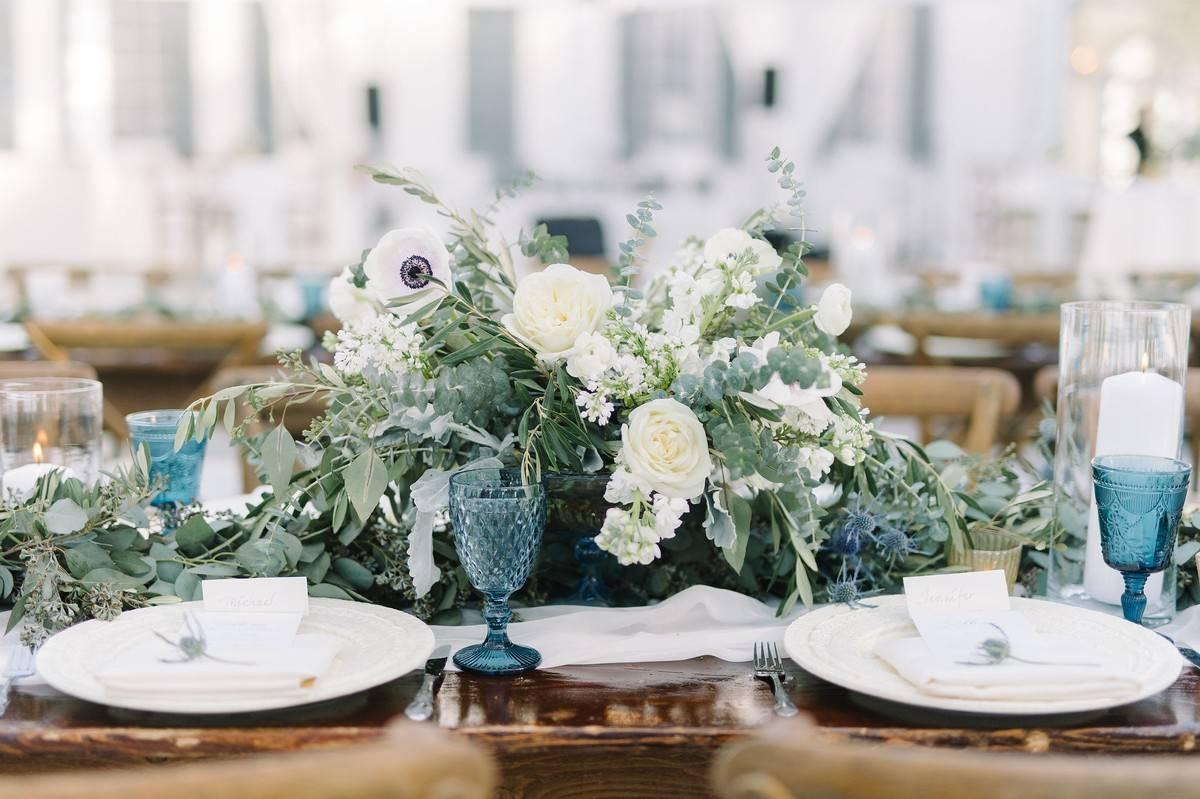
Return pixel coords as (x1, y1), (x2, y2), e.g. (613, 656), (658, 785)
(126, 410), (208, 509)
(449, 467), (545, 675)
(1092, 454), (1191, 625)
(544, 472), (612, 606)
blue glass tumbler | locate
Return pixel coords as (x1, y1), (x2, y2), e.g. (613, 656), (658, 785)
(1092, 454), (1191, 625)
(127, 410), (208, 509)
(449, 467), (545, 675)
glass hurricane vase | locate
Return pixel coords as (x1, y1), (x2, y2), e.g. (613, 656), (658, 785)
(544, 472), (612, 606)
(449, 467), (546, 676)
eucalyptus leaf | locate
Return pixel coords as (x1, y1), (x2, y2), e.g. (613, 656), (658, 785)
(44, 498), (89, 534)
(344, 447), (387, 523)
(262, 424), (298, 499)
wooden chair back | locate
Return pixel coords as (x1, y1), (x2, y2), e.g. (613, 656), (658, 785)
(712, 717), (1200, 799)
(210, 365), (329, 492)
(0, 361), (98, 381)
(2, 721), (495, 799)
(860, 366), (1020, 453)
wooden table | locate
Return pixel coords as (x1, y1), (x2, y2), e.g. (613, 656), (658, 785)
(2, 658), (1198, 798)
(23, 319), (268, 437)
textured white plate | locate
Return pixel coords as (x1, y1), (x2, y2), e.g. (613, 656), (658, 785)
(37, 598), (434, 714)
(784, 595), (1183, 716)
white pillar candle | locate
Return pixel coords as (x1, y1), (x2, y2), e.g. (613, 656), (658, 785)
(1, 463), (76, 500)
(1082, 369), (1184, 605)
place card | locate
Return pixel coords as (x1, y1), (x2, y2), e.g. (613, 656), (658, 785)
(201, 576), (309, 615)
(902, 570), (1040, 662)
(189, 611), (303, 658)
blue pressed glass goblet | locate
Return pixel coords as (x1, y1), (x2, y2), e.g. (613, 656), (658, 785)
(544, 472), (612, 606)
(1092, 454), (1191, 625)
(126, 410), (208, 510)
(449, 467), (546, 675)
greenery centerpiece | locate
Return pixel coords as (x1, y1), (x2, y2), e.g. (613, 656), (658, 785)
(0, 149), (1091, 642)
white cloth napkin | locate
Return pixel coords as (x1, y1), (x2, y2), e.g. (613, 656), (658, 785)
(432, 585), (803, 670)
(874, 635), (1142, 701)
(93, 633), (342, 700)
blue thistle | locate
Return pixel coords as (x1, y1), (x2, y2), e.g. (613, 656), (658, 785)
(828, 506), (879, 557)
(873, 526), (915, 564)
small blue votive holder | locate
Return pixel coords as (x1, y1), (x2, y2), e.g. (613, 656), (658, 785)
(127, 410), (208, 509)
(1092, 453), (1191, 625)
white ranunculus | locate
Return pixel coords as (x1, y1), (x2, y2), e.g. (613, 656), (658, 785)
(327, 267), (381, 325)
(747, 238), (783, 274)
(703, 227), (755, 266)
(362, 227), (452, 303)
(814, 283), (853, 336)
(566, 331), (617, 382)
(502, 263), (613, 362)
(621, 398), (712, 500)
(738, 332), (842, 414)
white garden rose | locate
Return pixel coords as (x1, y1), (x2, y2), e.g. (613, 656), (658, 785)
(362, 227), (452, 302)
(328, 266), (381, 325)
(814, 283), (853, 336)
(620, 398), (712, 500)
(502, 263), (613, 362)
(703, 227), (781, 274)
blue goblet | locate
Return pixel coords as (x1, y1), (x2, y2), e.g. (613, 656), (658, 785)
(1092, 454), (1191, 625)
(544, 472), (612, 606)
(449, 467), (545, 675)
(127, 410), (208, 510)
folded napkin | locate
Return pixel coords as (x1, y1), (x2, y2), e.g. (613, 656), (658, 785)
(94, 633), (342, 700)
(875, 635), (1141, 702)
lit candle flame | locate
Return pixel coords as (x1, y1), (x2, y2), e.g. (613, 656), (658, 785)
(1141, 352), (1150, 373)
(32, 431), (46, 464)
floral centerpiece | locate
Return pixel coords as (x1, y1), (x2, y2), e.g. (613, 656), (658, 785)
(0, 149), (1079, 642)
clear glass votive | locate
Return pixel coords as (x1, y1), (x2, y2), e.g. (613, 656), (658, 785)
(126, 410), (208, 508)
(0, 378), (103, 487)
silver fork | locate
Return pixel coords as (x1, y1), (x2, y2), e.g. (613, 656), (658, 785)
(753, 641), (798, 718)
(0, 647), (35, 715)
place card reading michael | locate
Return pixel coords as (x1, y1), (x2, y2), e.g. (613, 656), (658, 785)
(201, 576), (309, 615)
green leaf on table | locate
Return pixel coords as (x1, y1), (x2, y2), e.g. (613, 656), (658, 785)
(275, 532), (304, 569)
(184, 563), (241, 577)
(261, 424), (298, 499)
(44, 498), (89, 534)
(111, 549), (154, 580)
(80, 568), (147, 591)
(332, 491), (348, 533)
(0, 567), (14, 600)
(64, 541), (115, 579)
(234, 539), (286, 577)
(7, 595), (26, 634)
(174, 515), (216, 556)
(308, 583), (352, 600)
(344, 447), (387, 523)
(174, 571), (202, 601)
(156, 560), (184, 583)
(95, 528), (139, 551)
(332, 557), (375, 591)
(722, 494), (752, 573)
(301, 552), (331, 584)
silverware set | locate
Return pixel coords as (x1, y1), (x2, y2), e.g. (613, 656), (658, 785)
(404, 645), (450, 721)
(753, 641), (798, 717)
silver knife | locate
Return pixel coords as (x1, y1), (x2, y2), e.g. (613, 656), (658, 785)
(404, 645), (450, 721)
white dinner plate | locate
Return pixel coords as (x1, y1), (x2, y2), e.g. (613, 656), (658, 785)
(37, 598), (435, 714)
(784, 595), (1183, 717)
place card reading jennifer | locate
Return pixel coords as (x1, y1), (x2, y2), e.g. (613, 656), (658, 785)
(201, 576), (309, 615)
(902, 571), (1040, 662)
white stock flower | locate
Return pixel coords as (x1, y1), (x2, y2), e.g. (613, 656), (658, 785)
(566, 331), (618, 382)
(724, 272), (758, 309)
(333, 314), (426, 379)
(620, 398), (712, 500)
(796, 446), (835, 480)
(576, 389), (615, 425)
(814, 283), (853, 336)
(604, 467), (639, 504)
(596, 507), (660, 565)
(363, 227), (452, 302)
(328, 267), (381, 325)
(831, 414), (873, 466)
(651, 494), (688, 539)
(502, 263), (613, 362)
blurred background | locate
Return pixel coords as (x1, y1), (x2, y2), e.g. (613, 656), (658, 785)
(2, 0), (1199, 492)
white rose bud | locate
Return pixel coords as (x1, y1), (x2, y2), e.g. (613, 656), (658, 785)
(620, 398), (713, 500)
(566, 331), (617, 382)
(814, 283), (853, 336)
(327, 266), (381, 325)
(503, 264), (614, 362)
